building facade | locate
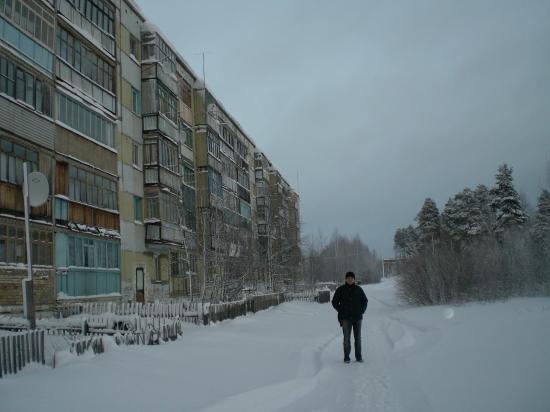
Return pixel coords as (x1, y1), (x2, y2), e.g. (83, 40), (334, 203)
(0, 0), (299, 311)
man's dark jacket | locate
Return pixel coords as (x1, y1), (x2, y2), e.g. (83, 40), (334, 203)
(332, 283), (368, 323)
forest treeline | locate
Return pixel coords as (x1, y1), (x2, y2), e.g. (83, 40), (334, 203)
(394, 164), (550, 304)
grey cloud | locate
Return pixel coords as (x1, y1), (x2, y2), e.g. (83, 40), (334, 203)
(137, 0), (550, 255)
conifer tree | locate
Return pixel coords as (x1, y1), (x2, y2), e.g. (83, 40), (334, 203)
(532, 190), (550, 243)
(442, 188), (483, 242)
(490, 164), (528, 232)
(415, 198), (440, 250)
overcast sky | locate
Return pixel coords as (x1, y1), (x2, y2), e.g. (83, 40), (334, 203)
(136, 0), (550, 256)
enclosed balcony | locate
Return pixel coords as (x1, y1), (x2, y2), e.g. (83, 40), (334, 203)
(144, 191), (184, 245)
(143, 136), (181, 194)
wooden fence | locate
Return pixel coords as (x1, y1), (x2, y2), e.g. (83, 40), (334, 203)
(284, 291), (317, 302)
(246, 293), (286, 313)
(0, 330), (45, 378)
(59, 301), (200, 319)
(207, 300), (247, 323)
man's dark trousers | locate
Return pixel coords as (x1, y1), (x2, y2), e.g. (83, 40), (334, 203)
(342, 319), (362, 360)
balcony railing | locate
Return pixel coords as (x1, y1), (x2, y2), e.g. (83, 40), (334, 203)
(145, 221), (185, 244)
(56, 59), (115, 113)
(144, 165), (181, 194)
(143, 114), (178, 140)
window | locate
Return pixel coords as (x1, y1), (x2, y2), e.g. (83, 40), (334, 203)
(131, 86), (140, 114)
(57, 27), (114, 92)
(15, 68), (24, 101)
(208, 168), (222, 198)
(143, 142), (157, 165)
(0, 222), (52, 265)
(0, 137), (37, 185)
(0, 54), (51, 114)
(183, 164), (194, 187)
(68, 164), (117, 210)
(158, 139), (178, 173)
(56, 92), (114, 147)
(69, 0), (114, 36)
(181, 124), (193, 149)
(67, 235), (119, 269)
(54, 197), (69, 222)
(153, 255), (160, 281)
(207, 132), (220, 159)
(179, 81), (192, 108)
(133, 196), (142, 222)
(32, 229), (53, 266)
(238, 169), (250, 189)
(240, 200), (252, 220)
(145, 192), (181, 225)
(158, 83), (177, 123)
(0, 56), (15, 96)
(170, 251), (194, 277)
(132, 142), (140, 167)
(0, 0), (55, 49)
(129, 34), (139, 59)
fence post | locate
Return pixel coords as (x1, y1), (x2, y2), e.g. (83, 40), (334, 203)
(30, 331), (35, 362)
(1, 336), (7, 376)
(0, 337), (3, 378)
(40, 330), (45, 365)
(20, 334), (26, 369)
(10, 335), (16, 374)
(25, 333), (30, 365)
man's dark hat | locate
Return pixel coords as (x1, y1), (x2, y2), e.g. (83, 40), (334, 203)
(345, 271), (355, 279)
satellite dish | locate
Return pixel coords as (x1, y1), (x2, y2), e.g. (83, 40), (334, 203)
(27, 172), (49, 207)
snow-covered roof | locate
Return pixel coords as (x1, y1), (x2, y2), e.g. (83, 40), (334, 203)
(140, 22), (198, 82)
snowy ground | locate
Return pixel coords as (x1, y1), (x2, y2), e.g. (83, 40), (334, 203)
(1, 279), (550, 412)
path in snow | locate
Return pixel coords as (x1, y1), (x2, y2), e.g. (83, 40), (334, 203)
(1, 279), (550, 412)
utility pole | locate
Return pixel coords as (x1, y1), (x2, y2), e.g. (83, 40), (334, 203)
(21, 163), (49, 330)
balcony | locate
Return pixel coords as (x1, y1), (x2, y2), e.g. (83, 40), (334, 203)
(144, 166), (181, 195)
(179, 103), (193, 126)
(222, 175), (237, 192)
(57, 0), (115, 57)
(145, 221), (184, 245)
(143, 114), (178, 141)
(56, 59), (115, 113)
(142, 62), (177, 95)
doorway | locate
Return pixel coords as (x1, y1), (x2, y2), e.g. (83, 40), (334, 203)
(136, 268), (145, 303)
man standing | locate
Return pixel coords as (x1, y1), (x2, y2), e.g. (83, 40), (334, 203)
(331, 271), (368, 363)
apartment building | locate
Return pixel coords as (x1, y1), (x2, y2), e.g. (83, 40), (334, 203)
(254, 152), (301, 291)
(115, 0), (146, 303)
(193, 87), (257, 300)
(140, 24), (197, 301)
(0, 0), (57, 309)
(268, 171), (301, 281)
(0, 0), (299, 310)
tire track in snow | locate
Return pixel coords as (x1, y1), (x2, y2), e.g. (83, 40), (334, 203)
(194, 333), (341, 412)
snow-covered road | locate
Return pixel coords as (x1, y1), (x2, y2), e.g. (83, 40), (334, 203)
(1, 279), (550, 412)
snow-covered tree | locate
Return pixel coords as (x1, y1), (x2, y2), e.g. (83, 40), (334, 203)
(415, 198), (440, 250)
(394, 225), (418, 257)
(442, 188), (483, 242)
(532, 190), (550, 243)
(490, 164), (528, 233)
(473, 184), (495, 234)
